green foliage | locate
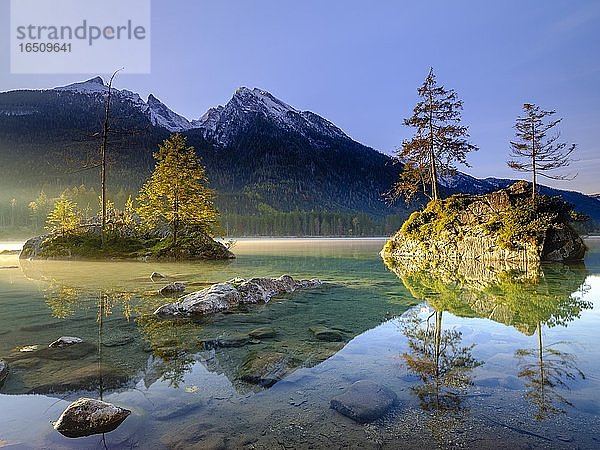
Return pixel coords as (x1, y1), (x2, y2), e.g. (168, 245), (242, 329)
(137, 134), (220, 242)
(45, 195), (81, 236)
(399, 199), (462, 243)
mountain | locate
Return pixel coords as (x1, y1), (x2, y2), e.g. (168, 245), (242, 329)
(55, 77), (194, 132)
(0, 77), (598, 235)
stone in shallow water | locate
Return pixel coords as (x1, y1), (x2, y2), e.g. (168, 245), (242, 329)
(239, 351), (290, 387)
(30, 363), (129, 394)
(102, 335), (134, 348)
(150, 397), (203, 421)
(49, 336), (83, 348)
(248, 326), (276, 339)
(159, 282), (186, 295)
(330, 380), (397, 423)
(0, 359), (8, 387)
(150, 271), (166, 279)
(201, 333), (251, 349)
(309, 325), (345, 342)
(35, 341), (97, 361)
(53, 397), (131, 438)
(154, 275), (322, 318)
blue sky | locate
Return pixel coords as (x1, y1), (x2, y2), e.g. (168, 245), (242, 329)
(1, 0), (599, 193)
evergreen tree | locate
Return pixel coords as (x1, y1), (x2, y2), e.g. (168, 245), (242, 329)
(508, 103), (577, 200)
(391, 68), (477, 201)
(137, 134), (220, 245)
(46, 195), (81, 236)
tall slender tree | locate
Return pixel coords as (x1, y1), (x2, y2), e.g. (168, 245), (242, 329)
(391, 68), (478, 202)
(137, 134), (220, 246)
(508, 103), (577, 200)
(100, 68), (123, 246)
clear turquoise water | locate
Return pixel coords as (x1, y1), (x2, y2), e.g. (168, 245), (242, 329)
(0, 238), (599, 449)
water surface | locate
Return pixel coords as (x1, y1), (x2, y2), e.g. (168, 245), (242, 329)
(0, 238), (599, 448)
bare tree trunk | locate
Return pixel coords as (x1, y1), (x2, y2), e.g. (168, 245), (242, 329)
(537, 322), (544, 404)
(100, 69), (123, 247)
(531, 122), (537, 201)
(434, 310), (442, 378)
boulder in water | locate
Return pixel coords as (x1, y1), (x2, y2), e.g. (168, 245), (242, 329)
(330, 380), (397, 423)
(154, 275), (322, 318)
(53, 397), (131, 437)
(49, 336), (83, 348)
(159, 282), (186, 295)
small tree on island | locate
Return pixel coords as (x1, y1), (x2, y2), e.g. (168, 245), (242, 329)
(46, 195), (81, 236)
(137, 134), (220, 246)
(390, 68), (478, 202)
(508, 103), (577, 200)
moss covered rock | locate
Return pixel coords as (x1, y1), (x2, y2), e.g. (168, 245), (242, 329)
(19, 230), (234, 261)
(382, 181), (586, 263)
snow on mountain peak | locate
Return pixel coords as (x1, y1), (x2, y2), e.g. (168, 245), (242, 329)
(51, 79), (349, 139)
(232, 86), (297, 115)
(146, 93), (193, 132)
(190, 86), (349, 146)
(55, 77), (107, 93)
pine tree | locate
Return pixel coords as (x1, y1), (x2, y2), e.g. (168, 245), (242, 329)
(391, 68), (478, 201)
(137, 134), (220, 245)
(46, 195), (81, 236)
(508, 103), (576, 200)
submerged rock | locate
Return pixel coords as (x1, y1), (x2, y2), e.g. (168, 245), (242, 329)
(159, 282), (186, 295)
(49, 336), (83, 348)
(30, 363), (129, 394)
(0, 359), (8, 387)
(201, 333), (252, 349)
(382, 181), (586, 263)
(309, 325), (345, 342)
(53, 397), (131, 438)
(37, 342), (96, 361)
(248, 326), (276, 339)
(330, 380), (397, 423)
(150, 272), (166, 280)
(150, 397), (203, 421)
(239, 351), (291, 387)
(154, 275), (322, 318)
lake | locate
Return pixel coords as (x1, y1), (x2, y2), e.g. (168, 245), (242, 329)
(0, 238), (599, 449)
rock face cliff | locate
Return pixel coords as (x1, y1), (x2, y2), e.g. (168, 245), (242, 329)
(381, 181), (586, 263)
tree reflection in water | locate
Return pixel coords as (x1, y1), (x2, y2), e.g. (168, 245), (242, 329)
(402, 309), (481, 412)
(387, 256), (592, 422)
(400, 307), (481, 439)
(516, 322), (586, 421)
